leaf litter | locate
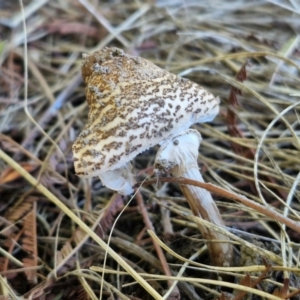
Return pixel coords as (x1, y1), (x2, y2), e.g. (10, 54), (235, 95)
(0, 0), (300, 299)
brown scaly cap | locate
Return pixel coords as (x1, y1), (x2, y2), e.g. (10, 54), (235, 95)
(72, 47), (219, 178)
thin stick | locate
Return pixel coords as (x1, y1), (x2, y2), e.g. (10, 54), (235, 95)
(138, 177), (300, 233)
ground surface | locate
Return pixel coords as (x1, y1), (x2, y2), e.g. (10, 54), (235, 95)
(0, 1), (300, 299)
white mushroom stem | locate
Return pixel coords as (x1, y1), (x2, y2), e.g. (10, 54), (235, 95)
(155, 129), (233, 267)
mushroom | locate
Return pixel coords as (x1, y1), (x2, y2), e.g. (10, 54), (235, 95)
(72, 47), (219, 195)
(72, 47), (232, 266)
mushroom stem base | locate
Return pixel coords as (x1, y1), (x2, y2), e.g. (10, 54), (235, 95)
(177, 167), (233, 267)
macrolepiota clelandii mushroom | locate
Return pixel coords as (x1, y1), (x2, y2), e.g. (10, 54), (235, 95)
(154, 129), (233, 266)
(72, 47), (232, 266)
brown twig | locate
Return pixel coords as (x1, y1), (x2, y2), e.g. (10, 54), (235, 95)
(136, 177), (300, 233)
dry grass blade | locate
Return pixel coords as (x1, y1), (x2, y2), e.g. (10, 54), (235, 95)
(52, 210), (105, 277)
(0, 274), (18, 300)
(91, 266), (285, 300)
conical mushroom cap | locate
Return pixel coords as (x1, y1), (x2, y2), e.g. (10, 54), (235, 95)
(72, 47), (219, 178)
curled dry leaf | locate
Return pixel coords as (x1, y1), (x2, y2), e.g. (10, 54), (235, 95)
(22, 202), (38, 284)
(0, 162), (37, 184)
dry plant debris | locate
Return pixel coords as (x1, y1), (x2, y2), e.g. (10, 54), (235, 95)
(0, 0), (300, 299)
